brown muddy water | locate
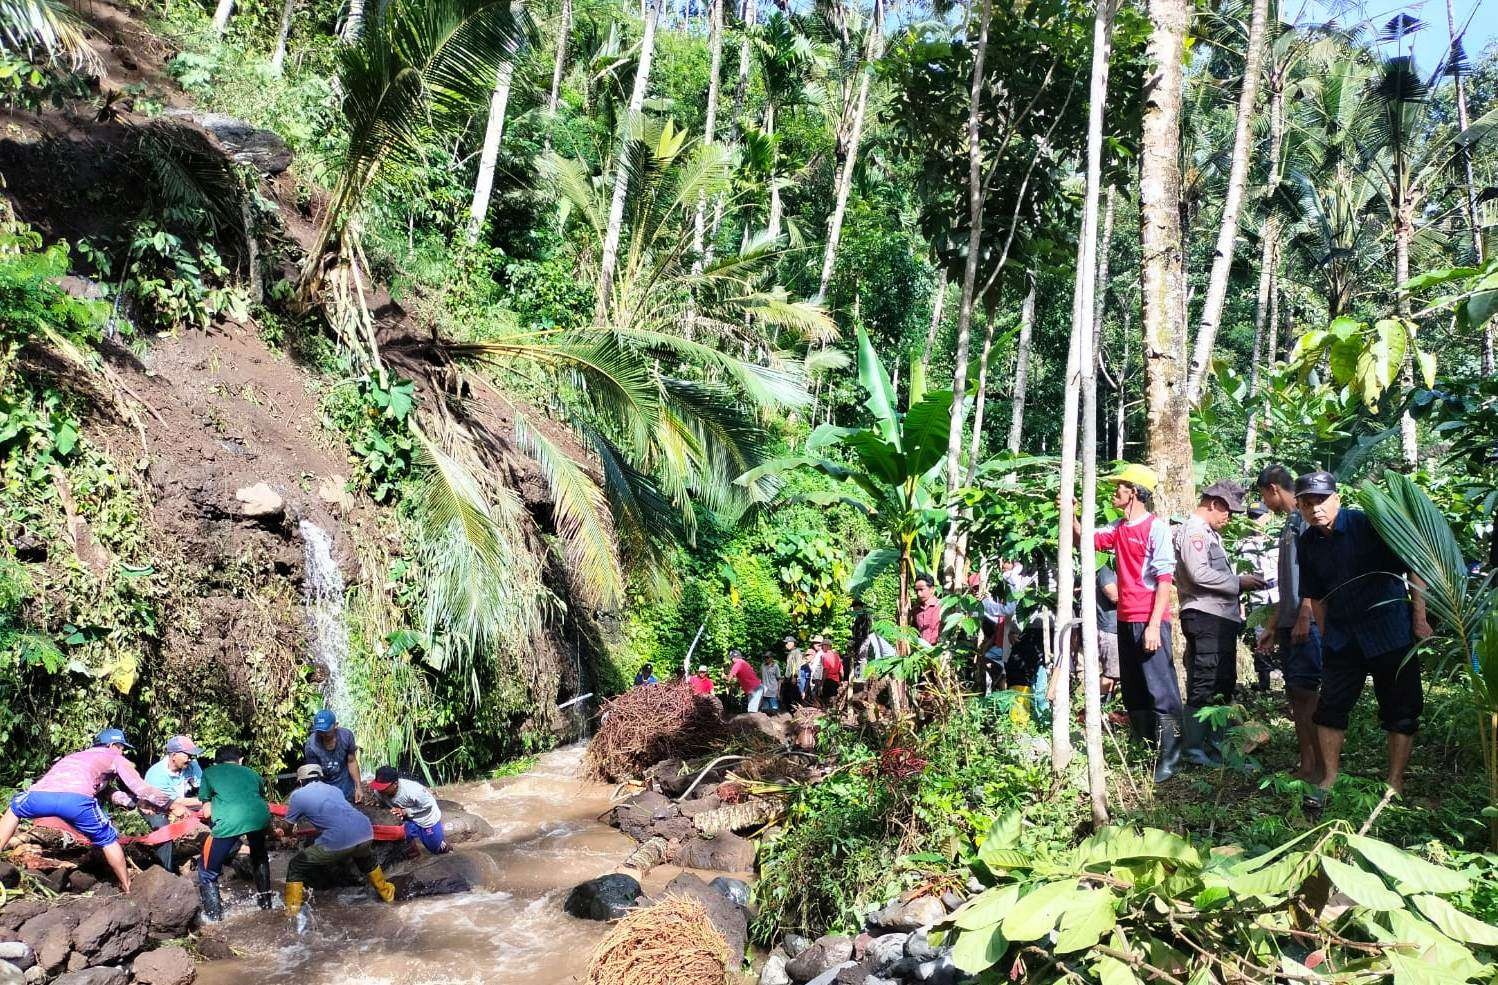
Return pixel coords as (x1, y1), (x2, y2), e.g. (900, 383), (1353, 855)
(197, 745), (646, 985)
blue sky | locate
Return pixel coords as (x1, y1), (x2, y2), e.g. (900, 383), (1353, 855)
(1294, 0), (1496, 72)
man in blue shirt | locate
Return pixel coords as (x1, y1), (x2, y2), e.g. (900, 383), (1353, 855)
(281, 763), (394, 922)
(304, 710), (362, 803)
(1295, 471), (1431, 798)
(142, 735), (203, 872)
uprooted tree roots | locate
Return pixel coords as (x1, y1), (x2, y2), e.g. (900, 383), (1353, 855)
(587, 895), (730, 985)
(585, 682), (727, 782)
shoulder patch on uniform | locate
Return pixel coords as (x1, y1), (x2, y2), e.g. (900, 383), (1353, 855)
(1191, 537), (1205, 552)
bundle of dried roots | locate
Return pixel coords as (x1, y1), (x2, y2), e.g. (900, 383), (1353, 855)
(587, 896), (729, 985)
(585, 681), (726, 782)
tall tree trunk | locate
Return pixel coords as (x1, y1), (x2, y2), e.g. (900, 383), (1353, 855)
(1006, 271), (1036, 453)
(713, 0), (757, 239)
(1446, 0), (1491, 372)
(466, 60), (517, 244)
(815, 0), (882, 298)
(1242, 76), (1284, 468)
(545, 0), (573, 142)
(920, 269), (947, 381)
(211, 0), (235, 34)
(1396, 214), (1418, 466)
(270, 0), (296, 73)
(1056, 0), (1117, 784)
(1185, 0), (1269, 404)
(964, 307), (998, 484)
(940, 0), (993, 585)
(693, 0), (724, 267)
(1139, 0), (1194, 518)
(341, 0), (364, 42)
(595, 0), (666, 323)
(1116, 310), (1129, 458)
(1093, 184), (1117, 335)
(765, 103), (782, 239)
(1266, 281), (1280, 369)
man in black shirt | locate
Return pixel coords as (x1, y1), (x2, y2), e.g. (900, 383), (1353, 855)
(1294, 471), (1431, 797)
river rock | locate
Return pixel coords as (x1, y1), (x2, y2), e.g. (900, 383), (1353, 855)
(0, 960), (20, 985)
(673, 831), (755, 872)
(51, 968), (128, 985)
(0, 944), (34, 972)
(782, 934), (813, 958)
(433, 802), (494, 842)
(609, 792), (678, 841)
(759, 953), (791, 985)
(645, 759), (698, 797)
(71, 897), (147, 964)
(0, 900), (47, 935)
(17, 907), (80, 974)
(0, 862), (18, 889)
(804, 962), (859, 985)
(708, 876), (750, 906)
(565, 874), (642, 921)
(863, 934), (906, 971)
(192, 932), (235, 962)
(912, 954), (958, 985)
(785, 936), (854, 983)
(678, 795), (721, 817)
(660, 873), (749, 969)
(726, 713), (786, 744)
(399, 851), (501, 897)
(131, 866), (200, 936)
(131, 945), (196, 985)
(866, 896), (946, 933)
(159, 110), (294, 174)
(904, 929), (940, 963)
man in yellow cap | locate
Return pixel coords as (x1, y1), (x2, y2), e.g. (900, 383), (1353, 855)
(1072, 463), (1184, 782)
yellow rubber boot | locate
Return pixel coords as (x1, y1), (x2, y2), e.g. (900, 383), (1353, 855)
(283, 881), (305, 918)
(367, 867), (396, 903)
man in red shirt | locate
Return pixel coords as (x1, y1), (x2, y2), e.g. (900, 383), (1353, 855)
(1071, 463), (1183, 783)
(813, 639), (844, 705)
(726, 649), (764, 713)
(911, 575), (941, 646)
(688, 666), (715, 696)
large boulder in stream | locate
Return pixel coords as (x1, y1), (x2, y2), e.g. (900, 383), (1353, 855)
(130, 867), (200, 936)
(565, 873), (643, 921)
(435, 800), (494, 842)
(394, 850), (502, 898)
(132, 945), (197, 985)
(70, 897), (147, 966)
(673, 830), (756, 872)
(657, 873), (749, 969)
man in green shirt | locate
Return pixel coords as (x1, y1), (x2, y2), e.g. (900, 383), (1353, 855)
(196, 745), (273, 921)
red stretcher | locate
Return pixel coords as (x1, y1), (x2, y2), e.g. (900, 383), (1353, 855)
(30, 804), (408, 848)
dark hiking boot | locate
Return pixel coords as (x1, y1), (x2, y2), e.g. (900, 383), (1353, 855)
(254, 862), (273, 911)
(1181, 707), (1219, 767)
(198, 881), (224, 923)
(1153, 717), (1182, 783)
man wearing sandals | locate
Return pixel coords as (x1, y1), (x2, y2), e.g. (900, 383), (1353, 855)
(1294, 470), (1431, 800)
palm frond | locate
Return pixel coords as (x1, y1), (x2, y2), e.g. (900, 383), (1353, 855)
(614, 325), (811, 409)
(0, 0), (97, 69)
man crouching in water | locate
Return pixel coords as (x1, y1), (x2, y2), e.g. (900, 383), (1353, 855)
(0, 728), (188, 893)
(281, 763), (395, 927)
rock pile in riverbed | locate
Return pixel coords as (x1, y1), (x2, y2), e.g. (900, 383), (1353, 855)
(760, 894), (971, 985)
(0, 867), (201, 985)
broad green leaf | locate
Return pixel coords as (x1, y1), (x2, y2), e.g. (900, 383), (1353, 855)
(1321, 856), (1402, 910)
(902, 390), (954, 477)
(842, 431), (906, 488)
(1001, 880), (1077, 942)
(1226, 850), (1311, 898)
(951, 925), (1008, 974)
(1075, 828), (1200, 868)
(1389, 953), (1471, 985)
(1411, 895), (1498, 946)
(1093, 952), (1143, 985)
(850, 548), (900, 595)
(1054, 888), (1117, 954)
(1328, 330), (1364, 387)
(1373, 909), (1488, 981)
(1345, 834), (1470, 895)
(856, 325), (899, 449)
(1402, 266), (1479, 291)
(952, 884), (1021, 930)
(1415, 349), (1437, 388)
(984, 812), (1023, 852)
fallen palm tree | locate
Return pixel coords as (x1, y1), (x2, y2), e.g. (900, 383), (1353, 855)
(584, 681), (727, 782)
(587, 895), (730, 985)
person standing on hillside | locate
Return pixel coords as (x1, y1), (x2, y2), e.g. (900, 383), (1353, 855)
(196, 744), (273, 921)
(911, 576), (942, 647)
(0, 729), (186, 893)
(688, 665), (715, 696)
(726, 649), (763, 712)
(1173, 481), (1266, 766)
(369, 766), (450, 856)
(142, 735), (204, 873)
(1095, 565), (1120, 701)
(281, 763), (394, 924)
(304, 710), (363, 803)
(814, 638), (844, 705)
(1256, 464), (1324, 784)
(1071, 464), (1183, 783)
(1294, 471), (1431, 800)
(758, 651), (782, 713)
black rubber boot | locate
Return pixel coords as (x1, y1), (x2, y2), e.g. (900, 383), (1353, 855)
(1153, 717), (1183, 783)
(254, 862), (274, 911)
(1129, 710), (1158, 747)
(1182, 707), (1217, 767)
(198, 881), (224, 923)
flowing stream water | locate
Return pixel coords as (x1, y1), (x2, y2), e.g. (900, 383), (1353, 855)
(197, 745), (640, 985)
(298, 520), (354, 727)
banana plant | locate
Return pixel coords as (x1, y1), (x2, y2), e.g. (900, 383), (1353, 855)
(738, 325), (953, 697)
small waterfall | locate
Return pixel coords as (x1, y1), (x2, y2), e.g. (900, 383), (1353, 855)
(298, 520), (354, 727)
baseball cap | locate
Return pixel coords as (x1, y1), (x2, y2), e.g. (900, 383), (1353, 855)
(696, 665), (709, 674)
(164, 735), (202, 756)
(311, 709), (336, 733)
(370, 766), (399, 792)
(1201, 480), (1247, 513)
(811, 634), (825, 644)
(783, 635), (796, 644)
(1104, 463), (1158, 494)
(1294, 470), (1338, 497)
(296, 763), (324, 782)
(94, 727), (133, 750)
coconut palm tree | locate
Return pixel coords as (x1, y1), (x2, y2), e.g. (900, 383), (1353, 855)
(1, 0), (97, 69)
(751, 11), (819, 241)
